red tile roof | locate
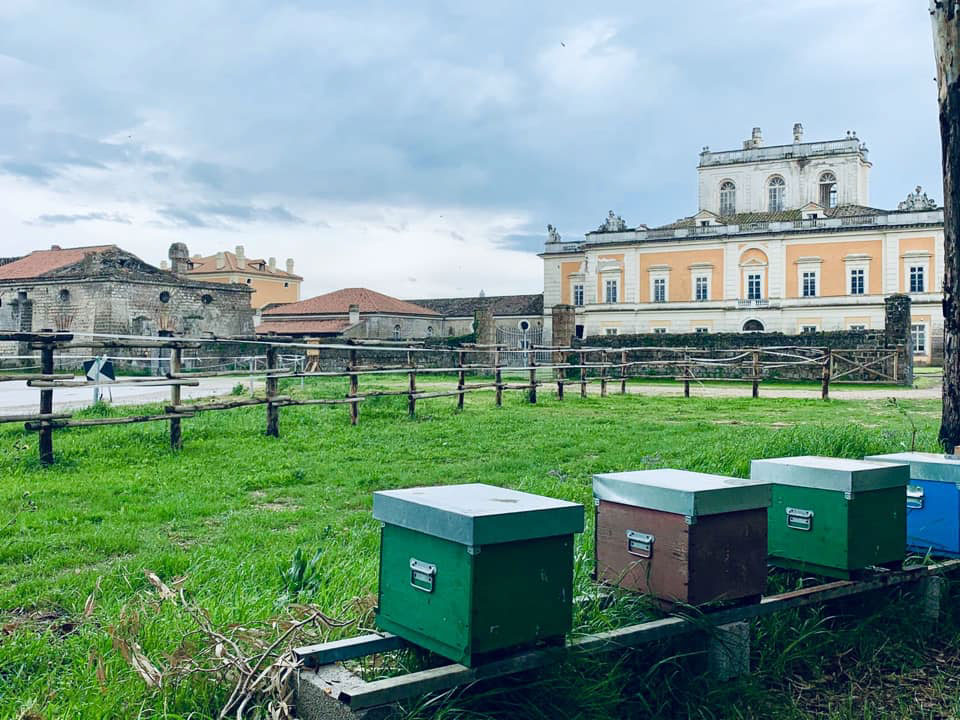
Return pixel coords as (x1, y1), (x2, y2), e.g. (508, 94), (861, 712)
(188, 251), (302, 280)
(255, 319), (352, 335)
(263, 288), (440, 317)
(0, 245), (117, 281)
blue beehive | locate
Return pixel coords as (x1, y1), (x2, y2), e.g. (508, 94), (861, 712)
(865, 452), (960, 557)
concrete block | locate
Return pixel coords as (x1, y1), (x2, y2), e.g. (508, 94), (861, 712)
(707, 621), (750, 680)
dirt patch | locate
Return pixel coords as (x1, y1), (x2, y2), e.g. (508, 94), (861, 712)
(255, 501), (303, 512)
(1, 608), (78, 637)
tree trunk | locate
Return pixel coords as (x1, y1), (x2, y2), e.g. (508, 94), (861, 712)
(933, 2), (960, 450)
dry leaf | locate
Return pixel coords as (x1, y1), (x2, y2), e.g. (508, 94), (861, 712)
(84, 576), (102, 618)
(144, 570), (177, 602)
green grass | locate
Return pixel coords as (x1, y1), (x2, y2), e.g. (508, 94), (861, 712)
(0, 378), (954, 718)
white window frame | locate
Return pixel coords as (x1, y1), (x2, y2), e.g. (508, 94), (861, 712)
(572, 283), (584, 307)
(694, 326), (709, 334)
(648, 268), (670, 304)
(819, 171), (838, 208)
(768, 176), (786, 212)
(746, 272), (762, 300)
(909, 264), (926, 293)
(801, 270), (818, 298)
(848, 268), (865, 295)
(604, 278), (619, 304)
(902, 254), (931, 295)
(795, 258), (822, 300)
(652, 277), (666, 303)
(689, 264), (713, 302)
(911, 323), (927, 354)
(652, 327), (667, 334)
(801, 325), (819, 334)
(719, 181), (736, 216)
(604, 327), (619, 336)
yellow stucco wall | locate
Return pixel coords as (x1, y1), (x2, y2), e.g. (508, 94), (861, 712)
(560, 261), (582, 305)
(193, 273), (301, 308)
(785, 239), (882, 297)
(636, 248), (724, 302)
(898, 236), (936, 292)
(596, 254), (625, 303)
(738, 248), (768, 299)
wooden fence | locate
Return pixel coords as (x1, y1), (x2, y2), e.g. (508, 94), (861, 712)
(0, 331), (903, 466)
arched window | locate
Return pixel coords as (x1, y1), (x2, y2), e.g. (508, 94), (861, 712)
(393, 324), (401, 340)
(819, 171), (838, 208)
(719, 181), (736, 216)
(426, 326), (434, 337)
(768, 176), (786, 212)
(743, 319), (765, 333)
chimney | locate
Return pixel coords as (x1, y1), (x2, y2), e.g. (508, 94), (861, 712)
(348, 303), (360, 325)
(268, 256), (276, 270)
(793, 122), (804, 142)
(216, 252), (225, 270)
(235, 245), (245, 269)
(286, 258), (294, 274)
(160, 260), (169, 270)
(167, 242), (190, 274)
(750, 127), (763, 147)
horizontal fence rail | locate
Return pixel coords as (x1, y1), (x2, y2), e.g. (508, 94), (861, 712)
(0, 331), (905, 465)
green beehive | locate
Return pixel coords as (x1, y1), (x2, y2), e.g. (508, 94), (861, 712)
(373, 483), (584, 667)
(750, 456), (908, 579)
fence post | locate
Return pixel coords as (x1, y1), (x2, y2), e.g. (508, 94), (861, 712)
(751, 350), (760, 399)
(557, 349), (565, 401)
(600, 350), (608, 398)
(407, 350), (417, 418)
(822, 348), (831, 400)
(266, 345), (279, 437)
(38, 336), (55, 466)
(169, 345), (183, 450)
(620, 349), (627, 395)
(683, 352), (690, 398)
(495, 349), (503, 407)
(528, 350), (537, 404)
(579, 351), (587, 398)
(348, 348), (359, 426)
(457, 350), (465, 410)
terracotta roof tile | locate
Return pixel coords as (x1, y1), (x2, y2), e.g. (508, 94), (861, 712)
(0, 245), (117, 281)
(188, 251), (302, 280)
(263, 288), (439, 317)
(256, 319), (351, 335)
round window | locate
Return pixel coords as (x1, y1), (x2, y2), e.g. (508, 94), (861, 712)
(201, 294), (213, 305)
(58, 289), (70, 303)
(159, 291), (171, 303)
(519, 320), (530, 331)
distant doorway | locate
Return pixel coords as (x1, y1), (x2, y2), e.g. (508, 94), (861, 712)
(742, 319), (764, 332)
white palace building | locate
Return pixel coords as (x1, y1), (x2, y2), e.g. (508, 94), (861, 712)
(541, 124), (944, 362)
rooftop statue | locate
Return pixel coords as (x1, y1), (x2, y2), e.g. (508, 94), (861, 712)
(897, 186), (937, 211)
(598, 211), (627, 232)
(546, 224), (561, 243)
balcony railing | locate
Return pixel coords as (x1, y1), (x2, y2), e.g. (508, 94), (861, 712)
(737, 298), (770, 308)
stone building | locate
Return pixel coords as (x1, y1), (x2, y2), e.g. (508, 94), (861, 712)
(179, 245), (301, 310)
(257, 288), (442, 339)
(542, 124), (944, 363)
(0, 244), (254, 353)
(258, 288), (545, 342)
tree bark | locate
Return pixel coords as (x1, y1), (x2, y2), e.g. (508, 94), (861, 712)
(933, 1), (960, 450)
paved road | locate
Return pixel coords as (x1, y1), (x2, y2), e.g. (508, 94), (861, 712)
(0, 376), (263, 414)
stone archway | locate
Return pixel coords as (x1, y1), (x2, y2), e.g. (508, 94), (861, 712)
(743, 319), (764, 332)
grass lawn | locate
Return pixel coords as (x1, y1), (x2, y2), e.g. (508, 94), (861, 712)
(0, 378), (956, 719)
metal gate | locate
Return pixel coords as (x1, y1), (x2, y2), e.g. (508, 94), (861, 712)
(496, 326), (549, 367)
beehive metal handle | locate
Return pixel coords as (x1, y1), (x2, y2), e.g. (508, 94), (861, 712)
(626, 530), (654, 558)
(907, 485), (925, 510)
(410, 558), (436, 593)
(786, 507), (813, 531)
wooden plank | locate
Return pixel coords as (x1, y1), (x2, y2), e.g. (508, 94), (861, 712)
(334, 560), (960, 711)
(38, 340), (54, 465)
(294, 633), (408, 668)
(25, 412), (196, 430)
(0, 332), (72, 342)
(166, 396), (288, 413)
(280, 397), (364, 407)
(169, 347), (182, 450)
(0, 374), (75, 383)
(27, 378), (200, 388)
(0, 412), (72, 424)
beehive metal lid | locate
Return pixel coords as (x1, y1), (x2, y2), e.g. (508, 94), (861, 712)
(864, 452), (960, 484)
(750, 456), (908, 492)
(592, 469), (771, 517)
(373, 483), (584, 546)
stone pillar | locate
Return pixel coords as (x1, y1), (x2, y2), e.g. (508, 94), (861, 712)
(551, 304), (576, 350)
(884, 294), (913, 385)
(474, 306), (496, 371)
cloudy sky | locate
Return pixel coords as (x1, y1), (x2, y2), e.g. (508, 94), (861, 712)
(0, 1), (943, 299)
